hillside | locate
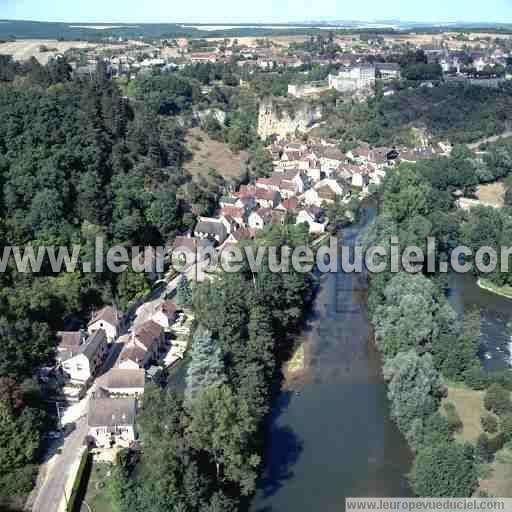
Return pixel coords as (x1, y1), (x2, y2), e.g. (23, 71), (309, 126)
(320, 82), (512, 147)
(184, 127), (248, 180)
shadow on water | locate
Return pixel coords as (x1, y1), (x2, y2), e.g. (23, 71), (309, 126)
(251, 202), (413, 512)
(255, 391), (304, 503)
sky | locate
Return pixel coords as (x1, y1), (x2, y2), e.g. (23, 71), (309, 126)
(1, 0), (511, 24)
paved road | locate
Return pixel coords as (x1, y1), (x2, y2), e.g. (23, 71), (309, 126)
(32, 339), (121, 511)
(32, 267), (194, 510)
(32, 418), (88, 512)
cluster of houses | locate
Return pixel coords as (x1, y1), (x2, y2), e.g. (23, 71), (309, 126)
(180, 137), (452, 252)
(53, 299), (186, 449)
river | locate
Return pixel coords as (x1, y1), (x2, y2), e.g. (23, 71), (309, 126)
(448, 272), (512, 372)
(252, 204), (512, 512)
(251, 204), (413, 512)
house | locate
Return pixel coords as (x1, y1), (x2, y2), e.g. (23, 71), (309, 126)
(255, 189), (281, 209)
(87, 397), (137, 448)
(219, 206), (247, 227)
(296, 208), (328, 234)
(88, 306), (122, 342)
(375, 62), (401, 80)
(317, 178), (344, 195)
(313, 146), (348, 172)
(60, 329), (109, 384)
(248, 209), (285, 230)
(219, 195), (238, 208)
(55, 331), (87, 363)
(352, 169), (370, 189)
(190, 52), (218, 64)
(171, 235), (214, 254)
(97, 369), (145, 397)
(194, 217), (228, 244)
(276, 197), (299, 214)
(273, 169), (306, 194)
(118, 320), (165, 369)
(219, 227), (257, 251)
(151, 300), (178, 330)
(118, 344), (147, 370)
(302, 188), (323, 207)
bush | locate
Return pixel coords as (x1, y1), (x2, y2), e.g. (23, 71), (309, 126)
(0, 464), (38, 499)
(464, 367), (488, 390)
(500, 415), (512, 441)
(476, 433), (494, 462)
(484, 384), (511, 416)
(444, 402), (463, 433)
(481, 413), (499, 434)
(411, 442), (477, 497)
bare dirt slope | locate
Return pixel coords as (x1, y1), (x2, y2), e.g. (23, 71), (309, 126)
(184, 127), (248, 180)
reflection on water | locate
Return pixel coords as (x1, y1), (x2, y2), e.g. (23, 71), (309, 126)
(252, 206), (412, 512)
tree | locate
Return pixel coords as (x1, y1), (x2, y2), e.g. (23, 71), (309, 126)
(444, 402), (463, 434)
(411, 442), (477, 497)
(186, 385), (260, 495)
(383, 351), (442, 436)
(117, 266), (151, 310)
(500, 414), (512, 441)
(484, 383), (511, 416)
(481, 413), (498, 434)
(0, 400), (42, 498)
(185, 326), (226, 403)
(176, 275), (193, 307)
(476, 433), (494, 463)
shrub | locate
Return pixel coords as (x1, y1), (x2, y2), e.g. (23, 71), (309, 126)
(464, 367), (488, 390)
(476, 433), (494, 463)
(481, 413), (499, 434)
(500, 415), (512, 441)
(444, 402), (463, 433)
(484, 384), (511, 416)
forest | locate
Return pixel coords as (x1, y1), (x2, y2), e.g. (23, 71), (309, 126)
(363, 139), (512, 497)
(105, 224), (315, 511)
(320, 81), (512, 147)
(0, 57), (245, 501)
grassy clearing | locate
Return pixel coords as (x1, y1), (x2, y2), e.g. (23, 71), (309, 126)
(81, 462), (115, 512)
(184, 128), (248, 181)
(442, 385), (485, 443)
(480, 447), (512, 497)
(476, 182), (506, 208)
(478, 279), (512, 300)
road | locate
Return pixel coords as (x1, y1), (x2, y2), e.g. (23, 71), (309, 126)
(31, 268), (193, 510)
(32, 336), (122, 511)
(467, 130), (512, 150)
(32, 418), (88, 512)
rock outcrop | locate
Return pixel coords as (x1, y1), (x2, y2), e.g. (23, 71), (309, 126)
(258, 98), (322, 140)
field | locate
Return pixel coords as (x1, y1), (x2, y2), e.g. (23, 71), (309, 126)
(184, 127), (248, 180)
(476, 182), (506, 208)
(205, 35), (310, 48)
(0, 39), (92, 64)
(442, 385), (485, 443)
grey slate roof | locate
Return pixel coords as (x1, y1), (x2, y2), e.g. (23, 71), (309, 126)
(98, 369), (145, 390)
(81, 329), (107, 361)
(194, 221), (227, 239)
(88, 397), (136, 427)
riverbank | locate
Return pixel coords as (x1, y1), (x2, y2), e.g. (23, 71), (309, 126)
(252, 203), (412, 511)
(478, 279), (512, 300)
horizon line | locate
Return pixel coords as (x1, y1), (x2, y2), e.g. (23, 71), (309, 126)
(1, 18), (512, 27)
